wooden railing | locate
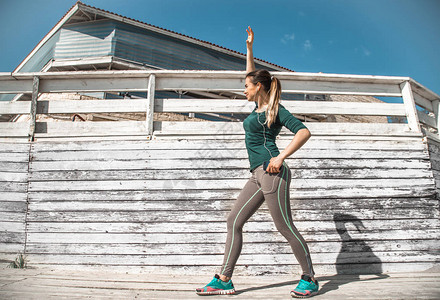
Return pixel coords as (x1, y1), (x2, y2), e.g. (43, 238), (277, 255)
(0, 70), (438, 141)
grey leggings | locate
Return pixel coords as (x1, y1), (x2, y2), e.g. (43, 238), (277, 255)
(220, 163), (315, 278)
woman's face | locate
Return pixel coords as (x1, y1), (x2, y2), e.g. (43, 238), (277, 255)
(244, 76), (259, 102)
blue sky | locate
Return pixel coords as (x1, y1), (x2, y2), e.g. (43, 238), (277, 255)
(0, 0), (439, 96)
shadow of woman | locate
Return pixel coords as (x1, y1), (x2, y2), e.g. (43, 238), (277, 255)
(318, 213), (389, 295)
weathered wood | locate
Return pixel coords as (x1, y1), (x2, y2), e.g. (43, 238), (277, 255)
(400, 81), (422, 133)
(26, 207), (439, 223)
(28, 148), (429, 161)
(24, 239), (440, 256)
(23, 251), (440, 265)
(0, 142), (31, 152)
(0, 172), (28, 182)
(155, 77), (402, 96)
(146, 74), (156, 137)
(0, 192), (28, 202)
(29, 138), (427, 151)
(27, 178), (435, 192)
(25, 217), (439, 233)
(154, 121), (417, 136)
(36, 99), (148, 114)
(0, 212), (26, 222)
(417, 109), (436, 128)
(29, 158), (432, 171)
(25, 227), (440, 243)
(1, 269), (439, 299)
(0, 122), (30, 138)
(0, 101), (31, 115)
(38, 77), (149, 93)
(34, 121), (147, 137)
(155, 99), (407, 116)
(28, 168), (434, 181)
(28, 76), (39, 141)
(432, 99), (439, 132)
(26, 197), (439, 212)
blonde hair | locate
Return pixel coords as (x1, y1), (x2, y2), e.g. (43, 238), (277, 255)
(246, 70), (282, 128)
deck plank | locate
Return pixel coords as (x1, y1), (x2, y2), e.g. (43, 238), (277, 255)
(0, 268), (439, 299)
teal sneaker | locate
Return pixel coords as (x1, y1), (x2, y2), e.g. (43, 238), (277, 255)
(196, 274), (236, 295)
(291, 275), (319, 298)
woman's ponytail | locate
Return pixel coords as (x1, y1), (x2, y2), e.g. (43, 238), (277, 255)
(266, 76), (281, 128)
(246, 70), (282, 128)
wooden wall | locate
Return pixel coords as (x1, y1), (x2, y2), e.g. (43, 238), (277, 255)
(0, 141), (29, 264)
(12, 128), (437, 275)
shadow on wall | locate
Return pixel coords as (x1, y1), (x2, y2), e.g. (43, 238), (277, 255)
(334, 212), (383, 275)
(317, 213), (390, 296)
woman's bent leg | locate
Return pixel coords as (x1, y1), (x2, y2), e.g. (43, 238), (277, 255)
(220, 176), (264, 278)
(257, 165), (315, 277)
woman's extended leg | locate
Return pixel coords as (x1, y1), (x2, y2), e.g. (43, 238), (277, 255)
(219, 174), (265, 278)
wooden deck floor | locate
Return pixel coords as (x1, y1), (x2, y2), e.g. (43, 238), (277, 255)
(0, 267), (439, 299)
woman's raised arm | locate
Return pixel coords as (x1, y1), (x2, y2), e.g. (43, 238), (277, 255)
(246, 26), (255, 73)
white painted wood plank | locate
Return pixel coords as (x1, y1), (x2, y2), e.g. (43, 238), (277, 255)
(154, 121), (416, 136)
(0, 162), (29, 172)
(0, 172), (28, 182)
(26, 207), (438, 222)
(0, 212), (26, 222)
(0, 122), (30, 137)
(413, 91), (434, 111)
(0, 152), (30, 163)
(0, 231), (25, 243)
(29, 158), (432, 171)
(0, 182), (28, 192)
(0, 78), (33, 93)
(25, 229), (440, 245)
(24, 239), (439, 256)
(25, 187), (435, 201)
(27, 196), (438, 210)
(29, 148), (429, 161)
(23, 251), (440, 265)
(38, 77), (149, 93)
(0, 101), (31, 114)
(36, 99), (148, 114)
(0, 201), (26, 212)
(30, 138), (427, 152)
(0, 221), (25, 232)
(417, 110), (436, 128)
(0, 243), (24, 254)
(27, 178), (435, 192)
(28, 168), (434, 181)
(0, 192), (28, 202)
(25, 217), (439, 233)
(155, 99), (407, 116)
(34, 121), (147, 137)
(156, 77), (402, 96)
(0, 143), (30, 152)
(401, 81), (421, 132)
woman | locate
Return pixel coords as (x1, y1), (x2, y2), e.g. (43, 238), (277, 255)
(196, 26), (319, 298)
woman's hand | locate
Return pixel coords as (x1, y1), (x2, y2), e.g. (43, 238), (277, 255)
(246, 26), (255, 73)
(246, 26), (254, 49)
(266, 156), (284, 173)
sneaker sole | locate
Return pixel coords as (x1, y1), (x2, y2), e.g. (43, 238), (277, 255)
(291, 291), (318, 298)
(196, 289), (236, 296)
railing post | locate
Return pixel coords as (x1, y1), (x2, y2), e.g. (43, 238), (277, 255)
(28, 76), (39, 141)
(146, 74), (156, 139)
(400, 81), (421, 133)
(432, 100), (440, 135)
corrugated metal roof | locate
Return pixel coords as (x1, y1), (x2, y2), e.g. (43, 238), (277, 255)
(14, 1), (293, 73)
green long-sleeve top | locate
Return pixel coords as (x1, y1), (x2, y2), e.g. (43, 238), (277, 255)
(243, 104), (308, 171)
